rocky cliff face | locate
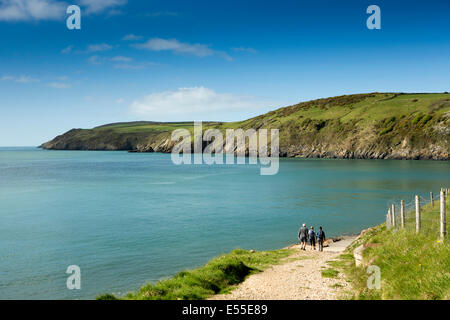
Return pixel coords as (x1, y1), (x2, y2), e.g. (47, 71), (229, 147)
(41, 93), (450, 160)
(41, 129), (175, 152)
(281, 143), (448, 160)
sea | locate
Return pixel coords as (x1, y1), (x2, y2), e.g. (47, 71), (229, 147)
(0, 147), (448, 299)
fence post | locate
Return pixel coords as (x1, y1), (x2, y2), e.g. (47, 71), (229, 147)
(387, 208), (391, 229)
(441, 189), (447, 241)
(430, 191), (434, 207)
(391, 204), (396, 228)
(415, 195), (421, 234)
(400, 200), (405, 229)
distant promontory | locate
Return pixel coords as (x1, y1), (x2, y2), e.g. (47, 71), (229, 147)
(41, 93), (450, 160)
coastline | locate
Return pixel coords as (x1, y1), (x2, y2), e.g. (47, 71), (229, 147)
(106, 199), (450, 301)
(40, 93), (450, 162)
(98, 231), (363, 300)
(39, 147), (450, 161)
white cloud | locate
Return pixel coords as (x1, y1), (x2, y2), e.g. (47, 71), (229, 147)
(122, 34), (142, 41)
(115, 98), (124, 104)
(87, 54), (154, 69)
(87, 55), (102, 65)
(105, 8), (123, 16)
(113, 61), (157, 70)
(61, 45), (73, 54)
(0, 0), (127, 21)
(231, 47), (257, 53)
(135, 38), (212, 57)
(78, 0), (126, 14)
(134, 38), (232, 60)
(47, 81), (70, 89)
(1, 74), (40, 83)
(110, 55), (132, 62)
(15, 75), (39, 83)
(0, 0), (66, 21)
(87, 43), (113, 52)
(130, 87), (268, 118)
(113, 63), (143, 70)
(1, 74), (72, 88)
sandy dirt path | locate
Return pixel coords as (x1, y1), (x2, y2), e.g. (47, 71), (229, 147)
(210, 236), (357, 300)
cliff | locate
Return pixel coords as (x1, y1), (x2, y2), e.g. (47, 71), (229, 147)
(41, 93), (450, 160)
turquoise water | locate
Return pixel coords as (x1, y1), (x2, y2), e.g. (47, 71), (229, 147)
(0, 147), (448, 299)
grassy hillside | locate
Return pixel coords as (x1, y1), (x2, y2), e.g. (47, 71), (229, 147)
(333, 198), (449, 299)
(96, 248), (293, 300)
(41, 92), (450, 159)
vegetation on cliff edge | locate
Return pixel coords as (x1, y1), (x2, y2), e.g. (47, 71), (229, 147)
(96, 248), (293, 300)
(41, 92), (450, 159)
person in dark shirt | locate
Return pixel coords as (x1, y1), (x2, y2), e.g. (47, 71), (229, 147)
(317, 226), (326, 252)
(298, 223), (308, 250)
(308, 226), (316, 250)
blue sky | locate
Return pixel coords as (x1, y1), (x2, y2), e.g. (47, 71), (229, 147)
(0, 0), (449, 146)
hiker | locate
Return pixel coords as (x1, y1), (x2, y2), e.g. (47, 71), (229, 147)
(308, 226), (316, 250)
(298, 223), (309, 250)
(317, 226), (326, 252)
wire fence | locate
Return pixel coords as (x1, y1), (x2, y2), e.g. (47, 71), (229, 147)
(386, 188), (448, 241)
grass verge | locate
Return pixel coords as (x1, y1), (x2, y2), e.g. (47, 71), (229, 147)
(96, 248), (293, 300)
(332, 199), (450, 300)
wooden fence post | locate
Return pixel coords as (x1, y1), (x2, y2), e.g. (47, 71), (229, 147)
(400, 200), (405, 229)
(441, 189), (447, 241)
(387, 208), (391, 229)
(430, 191), (434, 207)
(415, 195), (421, 234)
(391, 204), (396, 228)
